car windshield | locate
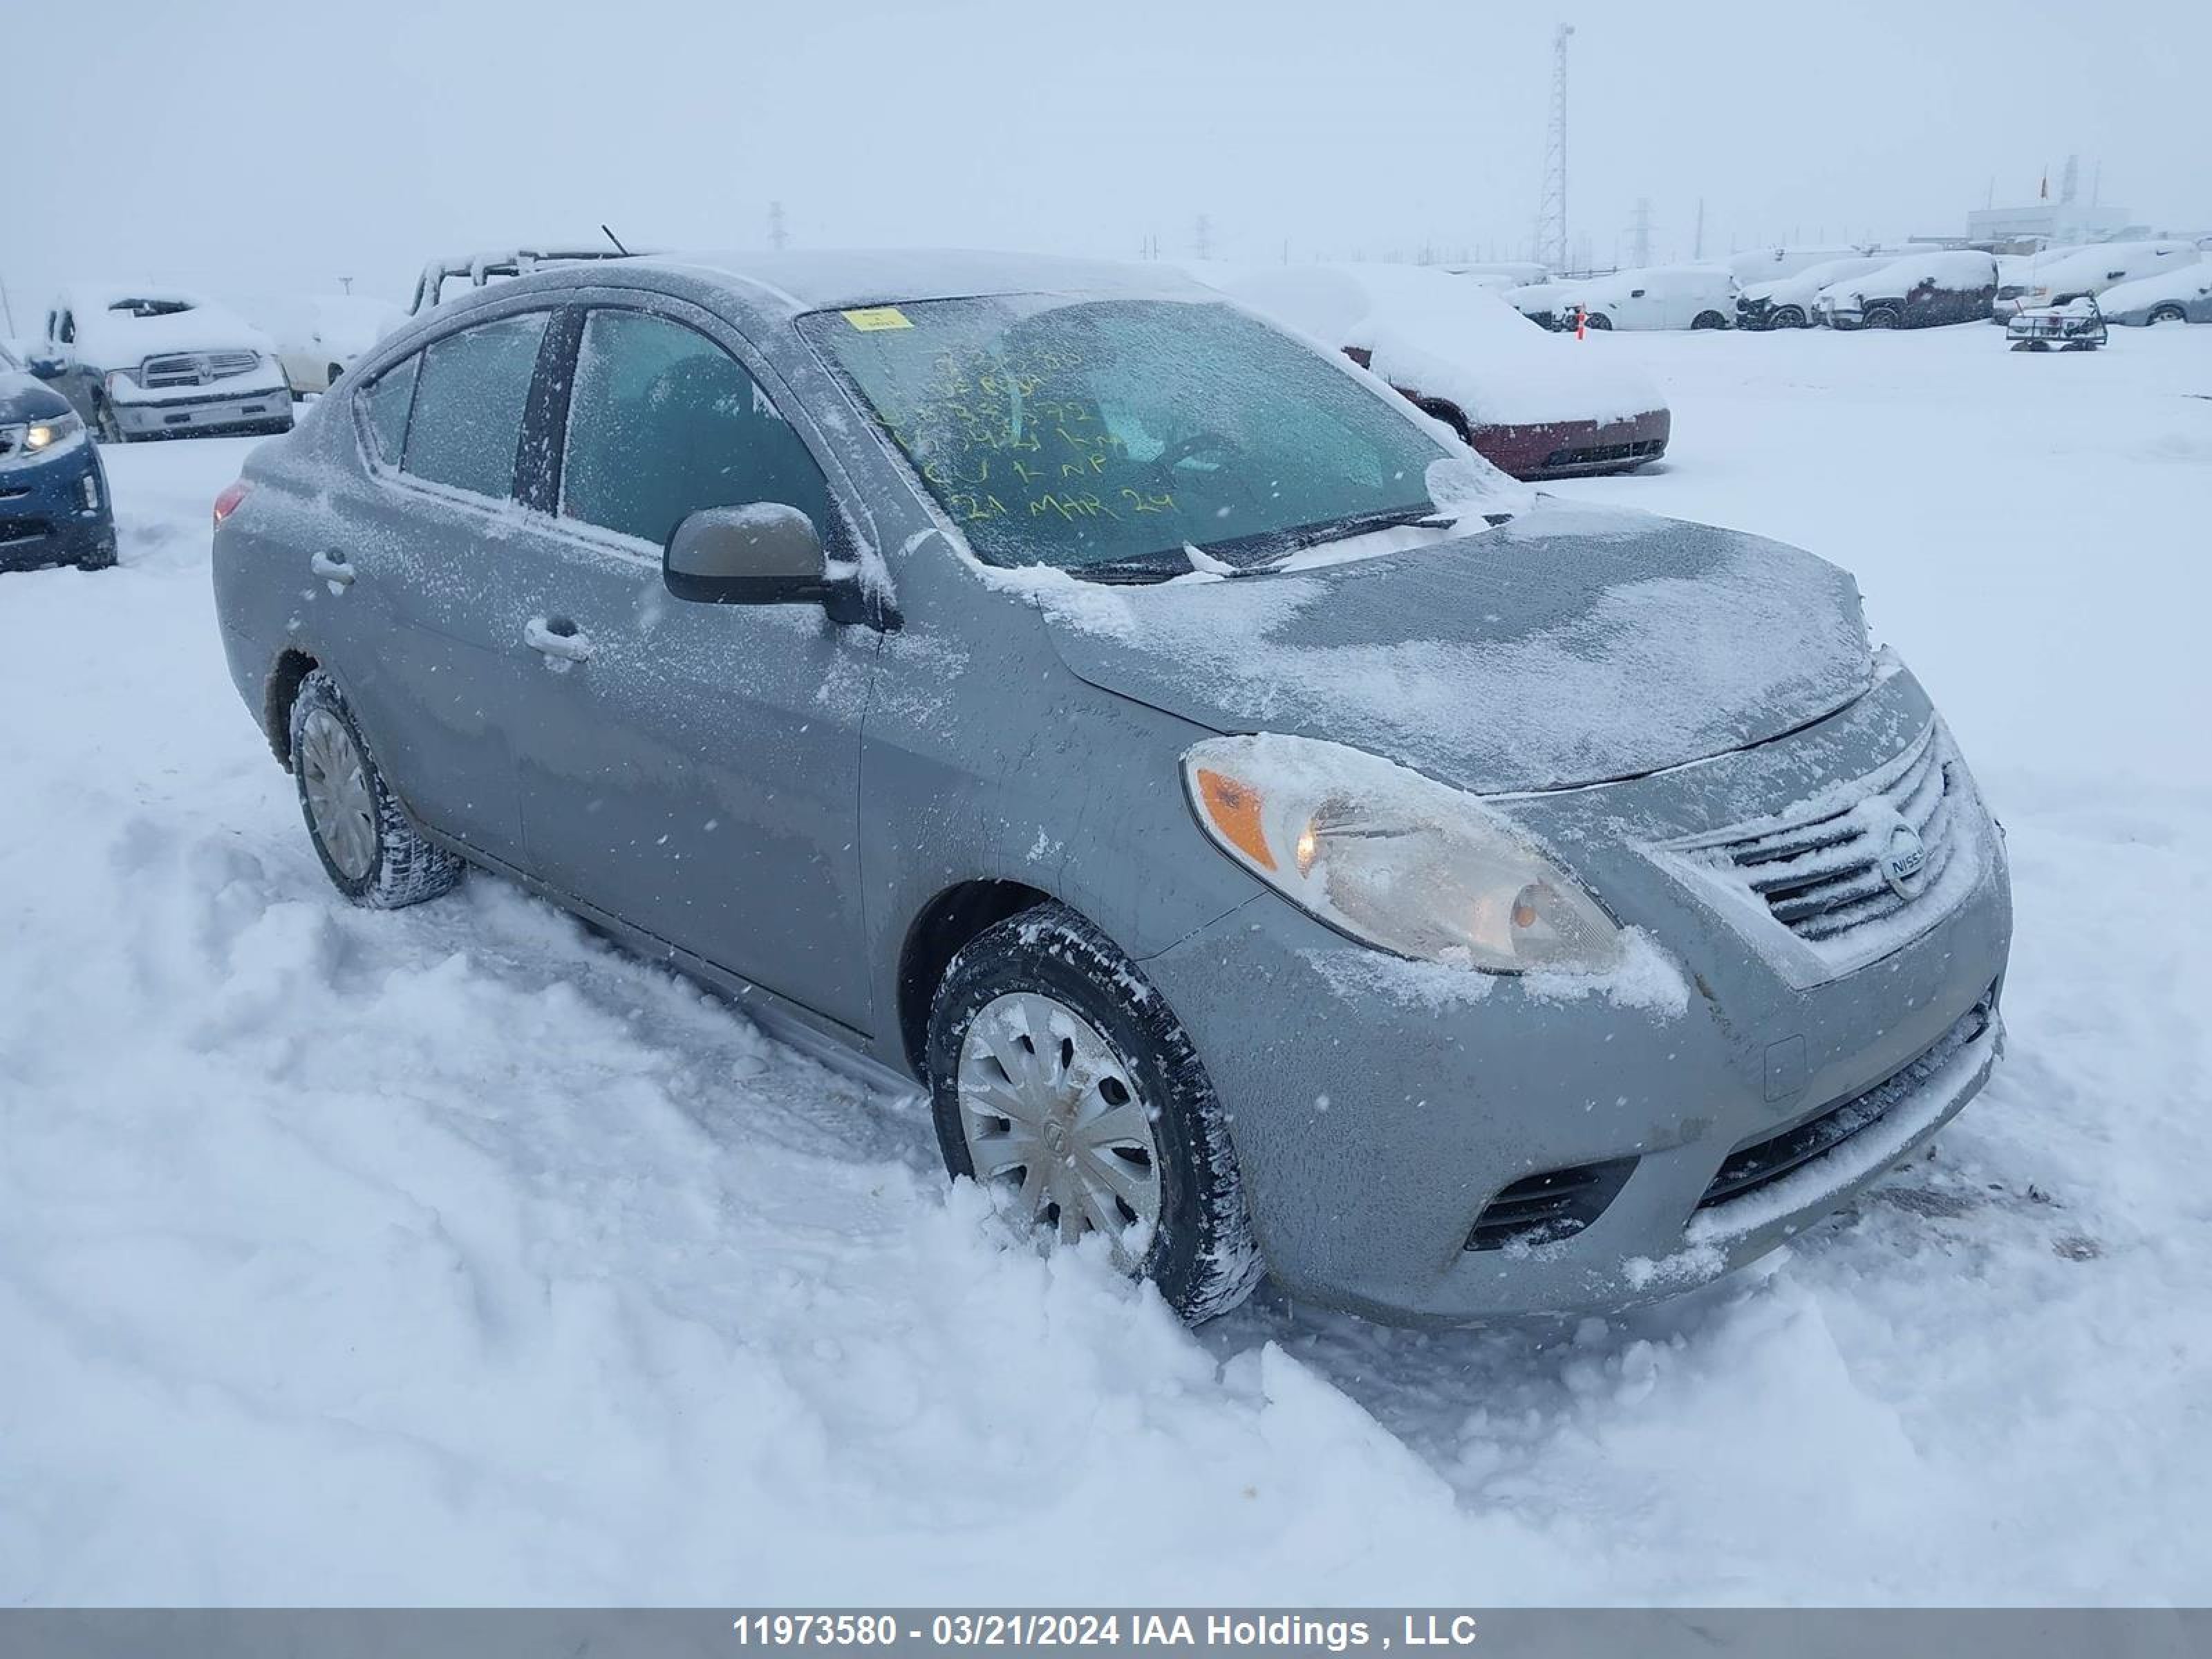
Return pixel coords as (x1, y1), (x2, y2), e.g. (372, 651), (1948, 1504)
(804, 294), (1459, 578)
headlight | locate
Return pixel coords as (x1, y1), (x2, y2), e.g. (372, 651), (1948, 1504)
(1183, 734), (1624, 974)
(22, 411), (83, 452)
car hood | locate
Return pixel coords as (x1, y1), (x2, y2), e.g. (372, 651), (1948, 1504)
(1024, 502), (1873, 794)
(0, 371), (72, 424)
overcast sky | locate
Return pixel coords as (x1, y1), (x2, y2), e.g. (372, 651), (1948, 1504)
(5, 0), (2204, 319)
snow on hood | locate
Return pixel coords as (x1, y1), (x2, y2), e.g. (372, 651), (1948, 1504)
(0, 371), (73, 424)
(1189, 262), (1666, 428)
(1741, 257), (1893, 308)
(63, 288), (274, 370)
(1008, 498), (1873, 794)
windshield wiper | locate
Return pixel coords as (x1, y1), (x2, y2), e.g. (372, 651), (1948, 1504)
(1232, 505), (1460, 570)
(1065, 554), (1190, 585)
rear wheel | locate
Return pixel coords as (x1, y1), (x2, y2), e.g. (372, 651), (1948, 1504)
(1691, 310), (1728, 330)
(288, 670), (462, 908)
(2149, 304), (2187, 325)
(926, 903), (1262, 1323)
(1582, 312), (1613, 331)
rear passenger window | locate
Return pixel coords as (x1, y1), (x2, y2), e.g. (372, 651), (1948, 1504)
(401, 312), (550, 499)
(560, 308), (832, 547)
(360, 355), (418, 467)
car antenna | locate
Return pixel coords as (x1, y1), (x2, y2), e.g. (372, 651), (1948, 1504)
(601, 224), (631, 256)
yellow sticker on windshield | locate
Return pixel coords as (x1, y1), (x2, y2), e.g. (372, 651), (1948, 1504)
(842, 306), (913, 331)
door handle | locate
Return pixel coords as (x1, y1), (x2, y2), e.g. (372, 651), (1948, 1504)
(524, 615), (594, 666)
(310, 550), (355, 588)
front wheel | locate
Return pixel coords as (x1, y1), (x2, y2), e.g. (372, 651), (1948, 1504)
(1862, 306), (1903, 330)
(1769, 305), (1806, 330)
(2149, 305), (2187, 326)
(926, 903), (1262, 1323)
(91, 395), (126, 444)
(288, 670), (462, 908)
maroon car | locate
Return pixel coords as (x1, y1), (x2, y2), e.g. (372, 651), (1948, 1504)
(1203, 263), (1672, 481)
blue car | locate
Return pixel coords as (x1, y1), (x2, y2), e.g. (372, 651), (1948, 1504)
(1, 341), (116, 572)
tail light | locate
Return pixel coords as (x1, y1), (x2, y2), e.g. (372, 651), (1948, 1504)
(212, 480), (252, 530)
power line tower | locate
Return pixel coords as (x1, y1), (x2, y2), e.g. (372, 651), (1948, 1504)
(767, 200), (789, 251)
(1531, 23), (1574, 272)
(1627, 196), (1653, 268)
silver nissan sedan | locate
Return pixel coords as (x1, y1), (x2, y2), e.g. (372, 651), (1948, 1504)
(210, 251), (2010, 1324)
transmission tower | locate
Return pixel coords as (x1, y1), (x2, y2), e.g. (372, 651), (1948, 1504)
(1532, 24), (1573, 272)
(1627, 197), (1652, 268)
(767, 200), (789, 250)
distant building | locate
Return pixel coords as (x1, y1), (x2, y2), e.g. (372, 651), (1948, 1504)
(1967, 202), (2148, 250)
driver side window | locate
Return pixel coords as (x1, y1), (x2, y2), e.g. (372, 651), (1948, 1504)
(560, 308), (834, 548)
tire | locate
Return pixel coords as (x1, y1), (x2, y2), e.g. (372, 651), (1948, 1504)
(1769, 305), (1806, 330)
(1582, 312), (1613, 331)
(1862, 306), (1903, 330)
(2149, 305), (2186, 326)
(91, 394), (126, 444)
(926, 903), (1263, 1323)
(287, 669), (462, 909)
(1691, 310), (1728, 330)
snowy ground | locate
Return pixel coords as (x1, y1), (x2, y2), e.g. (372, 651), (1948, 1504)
(4, 326), (2209, 1604)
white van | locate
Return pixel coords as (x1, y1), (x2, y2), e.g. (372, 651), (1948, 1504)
(1553, 265), (1737, 331)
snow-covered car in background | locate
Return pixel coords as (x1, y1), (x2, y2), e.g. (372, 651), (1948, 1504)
(406, 247), (635, 319)
(1442, 261), (1550, 287)
(1501, 279), (1574, 330)
(1550, 264), (1736, 330)
(1735, 256), (1895, 329)
(32, 288), (292, 442)
(2097, 261), (2212, 326)
(1, 340), (115, 570)
(1817, 252), (1998, 330)
(1206, 262), (1670, 478)
(1989, 241), (2200, 324)
(261, 294), (408, 395)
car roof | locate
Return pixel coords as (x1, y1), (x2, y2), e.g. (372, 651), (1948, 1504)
(57, 283), (212, 313)
(613, 248), (1212, 318)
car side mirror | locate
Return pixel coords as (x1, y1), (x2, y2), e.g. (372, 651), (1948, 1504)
(665, 503), (863, 620)
(26, 353), (66, 378)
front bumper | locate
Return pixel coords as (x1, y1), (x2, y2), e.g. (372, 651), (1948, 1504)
(110, 382), (292, 438)
(0, 441), (116, 570)
(1138, 668), (2013, 1324)
(1469, 407), (1672, 480)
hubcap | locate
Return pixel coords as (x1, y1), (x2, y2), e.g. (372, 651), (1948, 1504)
(956, 991), (1163, 1265)
(299, 706), (377, 880)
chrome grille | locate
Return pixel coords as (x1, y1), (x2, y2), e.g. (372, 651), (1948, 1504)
(140, 351), (263, 388)
(1676, 721), (1970, 951)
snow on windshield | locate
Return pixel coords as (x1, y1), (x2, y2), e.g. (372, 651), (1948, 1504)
(805, 294), (1522, 577)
